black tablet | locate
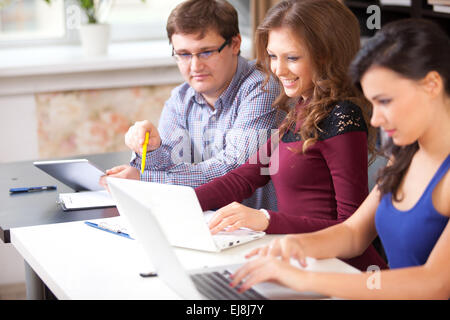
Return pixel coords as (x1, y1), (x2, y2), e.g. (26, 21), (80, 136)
(33, 159), (106, 191)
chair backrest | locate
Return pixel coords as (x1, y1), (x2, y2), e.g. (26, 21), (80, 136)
(368, 155), (388, 191)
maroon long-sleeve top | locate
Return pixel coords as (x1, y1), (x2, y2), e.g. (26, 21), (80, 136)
(195, 101), (388, 271)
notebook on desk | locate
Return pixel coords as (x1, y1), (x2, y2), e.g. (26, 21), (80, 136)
(106, 177), (265, 252)
(106, 176), (344, 300)
(58, 190), (115, 211)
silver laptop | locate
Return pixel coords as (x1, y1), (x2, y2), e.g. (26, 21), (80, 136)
(106, 177), (264, 252)
(107, 176), (330, 300)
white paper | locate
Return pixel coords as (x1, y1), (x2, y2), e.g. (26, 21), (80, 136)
(379, 0), (411, 6)
(59, 190), (115, 210)
(433, 5), (450, 13)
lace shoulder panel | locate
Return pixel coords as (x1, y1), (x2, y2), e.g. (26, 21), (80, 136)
(280, 101), (368, 143)
(317, 101), (368, 141)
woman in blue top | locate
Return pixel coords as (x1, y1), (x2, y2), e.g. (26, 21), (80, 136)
(228, 19), (450, 299)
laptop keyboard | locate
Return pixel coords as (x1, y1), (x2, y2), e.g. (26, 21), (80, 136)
(190, 270), (267, 300)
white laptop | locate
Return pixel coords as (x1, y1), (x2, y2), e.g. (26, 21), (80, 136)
(107, 176), (340, 300)
(106, 177), (264, 252)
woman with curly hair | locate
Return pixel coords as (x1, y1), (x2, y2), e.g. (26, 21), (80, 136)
(195, 0), (387, 271)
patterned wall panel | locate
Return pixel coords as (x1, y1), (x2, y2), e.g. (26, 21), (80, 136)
(35, 84), (178, 158)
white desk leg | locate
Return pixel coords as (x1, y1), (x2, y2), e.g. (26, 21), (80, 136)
(24, 261), (45, 300)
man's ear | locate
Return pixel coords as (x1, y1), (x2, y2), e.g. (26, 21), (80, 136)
(230, 34), (242, 55)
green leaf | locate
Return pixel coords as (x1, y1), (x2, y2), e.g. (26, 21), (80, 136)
(41, 0), (144, 23)
(80, 0), (94, 10)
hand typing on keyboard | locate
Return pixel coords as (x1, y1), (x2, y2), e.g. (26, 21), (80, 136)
(229, 235), (314, 293)
(229, 255), (310, 294)
(191, 270), (267, 300)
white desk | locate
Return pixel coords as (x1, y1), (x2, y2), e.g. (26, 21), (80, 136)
(10, 217), (360, 300)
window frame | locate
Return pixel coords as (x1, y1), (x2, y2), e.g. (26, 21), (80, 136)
(0, 0), (251, 48)
(0, 0), (74, 48)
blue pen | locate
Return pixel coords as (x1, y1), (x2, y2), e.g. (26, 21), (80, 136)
(84, 221), (133, 240)
(9, 185), (57, 194)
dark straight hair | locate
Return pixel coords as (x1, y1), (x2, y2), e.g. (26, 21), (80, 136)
(349, 18), (450, 200)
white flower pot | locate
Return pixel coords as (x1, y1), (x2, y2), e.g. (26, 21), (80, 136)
(79, 23), (110, 56)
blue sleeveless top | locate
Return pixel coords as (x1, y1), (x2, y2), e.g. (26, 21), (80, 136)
(375, 155), (450, 269)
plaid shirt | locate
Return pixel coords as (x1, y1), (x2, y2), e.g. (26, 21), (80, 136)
(130, 56), (281, 210)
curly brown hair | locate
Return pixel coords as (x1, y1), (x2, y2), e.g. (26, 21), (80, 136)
(255, 0), (375, 158)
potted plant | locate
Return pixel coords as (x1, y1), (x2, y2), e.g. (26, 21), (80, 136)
(43, 0), (145, 56)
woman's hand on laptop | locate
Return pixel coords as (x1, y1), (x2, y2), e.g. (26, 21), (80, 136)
(208, 202), (269, 234)
(229, 255), (308, 294)
(244, 235), (309, 268)
(229, 235), (311, 293)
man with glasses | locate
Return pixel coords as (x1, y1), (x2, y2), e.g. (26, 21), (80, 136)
(101, 0), (281, 211)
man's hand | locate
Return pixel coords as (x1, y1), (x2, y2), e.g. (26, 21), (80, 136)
(125, 120), (161, 155)
(99, 165), (140, 191)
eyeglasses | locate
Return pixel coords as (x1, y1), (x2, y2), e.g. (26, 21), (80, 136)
(172, 38), (231, 63)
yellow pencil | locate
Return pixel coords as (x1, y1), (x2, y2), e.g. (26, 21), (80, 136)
(141, 132), (149, 174)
